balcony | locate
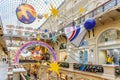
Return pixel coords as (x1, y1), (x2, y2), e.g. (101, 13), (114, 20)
(67, 0), (120, 26)
(40, 62), (120, 80)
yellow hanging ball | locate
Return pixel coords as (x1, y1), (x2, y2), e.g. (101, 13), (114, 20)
(36, 62), (41, 67)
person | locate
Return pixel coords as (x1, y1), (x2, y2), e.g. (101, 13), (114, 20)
(111, 55), (115, 64)
(64, 55), (67, 61)
(106, 55), (111, 64)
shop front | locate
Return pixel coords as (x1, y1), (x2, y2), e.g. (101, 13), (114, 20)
(97, 28), (120, 65)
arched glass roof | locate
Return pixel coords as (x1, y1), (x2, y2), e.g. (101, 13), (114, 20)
(0, 0), (64, 34)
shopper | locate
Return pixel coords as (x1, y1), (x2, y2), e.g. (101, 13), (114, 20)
(111, 55), (115, 64)
(106, 55), (111, 64)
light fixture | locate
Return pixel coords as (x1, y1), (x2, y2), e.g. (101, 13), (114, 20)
(68, 49), (71, 51)
(55, 29), (58, 32)
(69, 45), (72, 48)
(67, 53), (70, 55)
(59, 31), (62, 34)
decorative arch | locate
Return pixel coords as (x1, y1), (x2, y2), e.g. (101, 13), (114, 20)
(14, 41), (57, 63)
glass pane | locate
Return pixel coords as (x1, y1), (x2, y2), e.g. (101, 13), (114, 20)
(104, 0), (115, 11)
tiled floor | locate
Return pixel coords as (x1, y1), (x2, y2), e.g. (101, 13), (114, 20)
(0, 62), (8, 80)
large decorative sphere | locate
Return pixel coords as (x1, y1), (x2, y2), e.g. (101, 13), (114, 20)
(16, 4), (36, 24)
(84, 18), (96, 30)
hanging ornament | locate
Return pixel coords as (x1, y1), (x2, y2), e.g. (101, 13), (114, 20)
(52, 34), (57, 42)
(44, 29), (48, 33)
(16, 4), (37, 24)
(84, 18), (96, 30)
(43, 14), (49, 19)
(50, 4), (59, 17)
(37, 13), (43, 19)
(79, 7), (85, 13)
(64, 25), (87, 47)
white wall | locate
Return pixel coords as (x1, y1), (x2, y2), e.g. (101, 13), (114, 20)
(99, 50), (107, 64)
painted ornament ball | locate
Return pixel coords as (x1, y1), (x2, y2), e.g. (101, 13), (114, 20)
(84, 18), (96, 30)
(16, 4), (37, 24)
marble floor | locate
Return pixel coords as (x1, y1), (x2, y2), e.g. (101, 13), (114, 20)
(0, 62), (8, 80)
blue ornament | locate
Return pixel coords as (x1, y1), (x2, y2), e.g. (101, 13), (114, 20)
(84, 18), (96, 30)
(37, 27), (40, 30)
(44, 29), (48, 33)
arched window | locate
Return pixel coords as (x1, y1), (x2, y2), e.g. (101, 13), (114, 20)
(98, 29), (120, 43)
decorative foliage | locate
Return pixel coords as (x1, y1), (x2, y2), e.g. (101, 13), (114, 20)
(50, 4), (59, 17)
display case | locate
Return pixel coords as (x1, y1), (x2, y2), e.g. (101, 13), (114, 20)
(74, 63), (104, 73)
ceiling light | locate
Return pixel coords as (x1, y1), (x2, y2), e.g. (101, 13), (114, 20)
(55, 30), (57, 32)
(67, 53), (70, 55)
(68, 49), (71, 51)
(59, 31), (62, 34)
(69, 45), (72, 48)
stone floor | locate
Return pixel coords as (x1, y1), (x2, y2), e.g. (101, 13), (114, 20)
(0, 62), (8, 80)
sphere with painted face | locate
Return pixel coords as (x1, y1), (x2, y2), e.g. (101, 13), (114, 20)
(16, 4), (36, 24)
(84, 18), (96, 30)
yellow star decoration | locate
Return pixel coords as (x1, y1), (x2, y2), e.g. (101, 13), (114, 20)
(48, 62), (60, 75)
(43, 14), (48, 19)
(79, 7), (85, 13)
(50, 4), (59, 17)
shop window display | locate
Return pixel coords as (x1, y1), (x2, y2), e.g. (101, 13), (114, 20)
(60, 51), (67, 62)
(75, 50), (88, 64)
(99, 49), (120, 65)
(60, 43), (66, 49)
(74, 63), (104, 73)
(98, 29), (120, 65)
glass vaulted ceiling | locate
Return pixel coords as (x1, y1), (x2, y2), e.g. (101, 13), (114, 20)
(0, 0), (64, 34)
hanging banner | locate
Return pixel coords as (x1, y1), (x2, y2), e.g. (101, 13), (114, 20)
(64, 25), (87, 47)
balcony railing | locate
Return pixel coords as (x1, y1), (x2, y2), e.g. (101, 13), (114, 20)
(67, 0), (120, 26)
